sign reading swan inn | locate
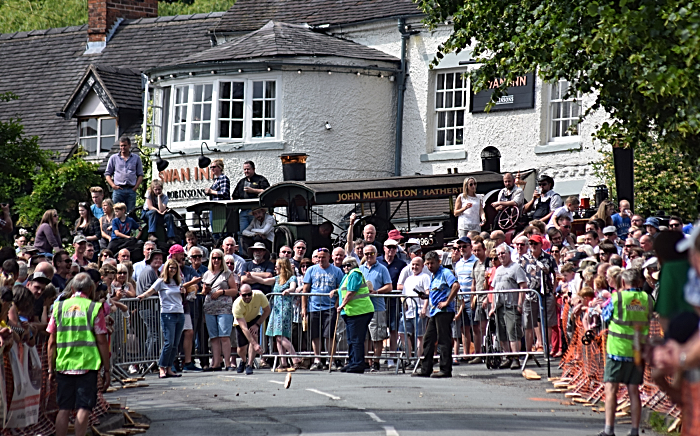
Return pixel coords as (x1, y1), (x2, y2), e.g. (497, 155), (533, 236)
(469, 72), (536, 113)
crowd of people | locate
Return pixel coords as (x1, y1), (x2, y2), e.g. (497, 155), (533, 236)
(3, 151), (700, 435)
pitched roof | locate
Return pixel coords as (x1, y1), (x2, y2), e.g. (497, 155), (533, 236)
(0, 13), (223, 160)
(62, 64), (143, 119)
(213, 0), (423, 34)
(176, 21), (399, 66)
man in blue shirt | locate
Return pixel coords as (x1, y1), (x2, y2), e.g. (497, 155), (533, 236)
(104, 136), (144, 214)
(302, 248), (344, 371)
(377, 239), (406, 369)
(361, 244), (392, 372)
(611, 199), (631, 240)
(89, 187), (104, 219)
(452, 236), (477, 363)
(413, 250), (460, 378)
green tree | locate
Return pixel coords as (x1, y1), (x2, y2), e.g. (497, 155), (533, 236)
(0, 0), (235, 33)
(592, 142), (700, 220)
(0, 92), (53, 203)
(418, 0), (700, 155)
(14, 148), (102, 239)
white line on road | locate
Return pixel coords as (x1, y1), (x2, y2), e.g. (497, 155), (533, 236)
(269, 380), (284, 385)
(306, 388), (341, 400)
(365, 412), (385, 423)
(383, 426), (399, 436)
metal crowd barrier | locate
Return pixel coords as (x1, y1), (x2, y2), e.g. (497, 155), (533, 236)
(110, 296), (163, 378)
(109, 289), (554, 377)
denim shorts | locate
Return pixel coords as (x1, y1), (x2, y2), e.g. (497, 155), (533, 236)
(205, 313), (234, 338)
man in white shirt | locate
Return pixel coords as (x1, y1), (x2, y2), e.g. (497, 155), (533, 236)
(241, 207), (276, 253)
(398, 257), (431, 360)
(132, 241), (156, 281)
(546, 196), (580, 229)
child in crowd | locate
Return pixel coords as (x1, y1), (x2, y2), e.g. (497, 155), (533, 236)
(108, 202), (139, 253)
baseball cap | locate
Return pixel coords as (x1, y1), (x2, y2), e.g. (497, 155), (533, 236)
(677, 220), (700, 252)
(73, 234), (87, 244)
(169, 244), (185, 255)
(642, 257), (658, 269)
(28, 271), (51, 285)
(384, 239), (399, 247)
(408, 245), (423, 255)
(528, 235), (543, 244)
(406, 238), (420, 246)
(603, 226), (617, 235)
(458, 236), (472, 245)
(387, 229), (403, 241)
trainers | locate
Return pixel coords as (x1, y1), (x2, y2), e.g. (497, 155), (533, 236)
(245, 365), (253, 375)
(147, 233), (158, 242)
(595, 431), (615, 436)
(387, 359), (396, 369)
(309, 362), (323, 371)
(182, 362), (202, 372)
(431, 371), (452, 378)
(371, 362), (380, 372)
(510, 358), (521, 370)
(411, 371), (431, 377)
(467, 357), (483, 365)
(499, 358), (513, 369)
(236, 360), (245, 374)
(452, 358), (460, 366)
(128, 365), (139, 374)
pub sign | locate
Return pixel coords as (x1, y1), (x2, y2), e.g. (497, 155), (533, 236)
(469, 72), (536, 113)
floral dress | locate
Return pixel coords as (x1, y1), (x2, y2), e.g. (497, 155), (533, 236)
(265, 276), (296, 339)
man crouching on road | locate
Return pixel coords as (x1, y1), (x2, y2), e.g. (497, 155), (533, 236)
(48, 273), (110, 436)
(234, 283), (271, 375)
(412, 251), (460, 378)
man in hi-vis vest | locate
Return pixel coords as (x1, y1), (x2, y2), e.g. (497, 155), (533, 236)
(598, 268), (652, 436)
(47, 273), (110, 436)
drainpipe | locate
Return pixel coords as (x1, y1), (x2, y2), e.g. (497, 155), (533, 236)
(395, 18), (419, 177)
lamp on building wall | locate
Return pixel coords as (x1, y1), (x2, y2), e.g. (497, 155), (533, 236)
(156, 144), (185, 172)
(198, 141), (221, 169)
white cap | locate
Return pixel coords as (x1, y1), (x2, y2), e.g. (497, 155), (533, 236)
(406, 238), (420, 245)
(603, 226), (617, 234)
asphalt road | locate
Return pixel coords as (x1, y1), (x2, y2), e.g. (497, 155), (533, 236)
(107, 359), (620, 436)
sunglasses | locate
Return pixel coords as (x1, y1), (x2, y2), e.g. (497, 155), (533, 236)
(117, 272), (127, 275)
(386, 246), (397, 250)
(281, 250), (292, 254)
(212, 257), (223, 260)
(551, 250), (560, 254)
(240, 293), (253, 297)
(317, 248), (330, 253)
(301, 264), (311, 268)
(669, 223), (681, 228)
(625, 244), (635, 248)
(190, 255), (202, 259)
(364, 252), (376, 256)
(561, 225), (571, 229)
(489, 257), (498, 261)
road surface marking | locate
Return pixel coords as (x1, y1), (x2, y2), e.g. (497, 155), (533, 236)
(366, 412), (385, 423)
(383, 426), (399, 436)
(528, 397), (560, 402)
(306, 388), (341, 400)
(269, 380), (284, 385)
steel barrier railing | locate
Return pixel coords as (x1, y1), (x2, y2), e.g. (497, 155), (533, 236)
(109, 289), (554, 377)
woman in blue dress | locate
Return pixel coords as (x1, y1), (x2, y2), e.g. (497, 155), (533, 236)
(251, 258), (301, 370)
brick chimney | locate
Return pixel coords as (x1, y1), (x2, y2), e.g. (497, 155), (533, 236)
(88, 0), (158, 43)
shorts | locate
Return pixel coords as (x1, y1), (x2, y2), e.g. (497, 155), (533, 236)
(205, 313), (233, 338)
(495, 306), (508, 344)
(399, 315), (426, 337)
(604, 358), (644, 385)
(473, 295), (489, 323)
(368, 311), (389, 342)
(309, 310), (336, 340)
(522, 299), (540, 329)
(452, 309), (472, 338)
(183, 313), (193, 331)
(235, 315), (261, 347)
(504, 306), (522, 343)
(56, 371), (98, 411)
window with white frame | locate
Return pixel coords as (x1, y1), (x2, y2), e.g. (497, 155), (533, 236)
(173, 85), (189, 142)
(191, 84), (213, 141)
(251, 81), (276, 138)
(79, 117), (116, 157)
(218, 81), (245, 140)
(163, 77), (279, 148)
(435, 71), (467, 147)
(550, 79), (581, 140)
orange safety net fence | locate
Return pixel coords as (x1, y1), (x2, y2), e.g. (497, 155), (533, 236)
(559, 304), (681, 421)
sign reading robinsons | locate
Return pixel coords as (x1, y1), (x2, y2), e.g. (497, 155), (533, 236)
(470, 72), (536, 113)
